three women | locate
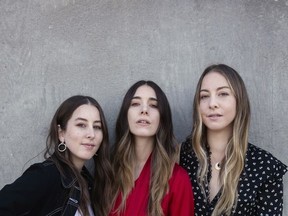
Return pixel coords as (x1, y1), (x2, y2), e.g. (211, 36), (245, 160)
(1, 66), (287, 215)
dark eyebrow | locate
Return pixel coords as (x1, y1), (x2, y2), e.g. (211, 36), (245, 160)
(75, 118), (101, 123)
(132, 96), (158, 101)
(75, 117), (88, 122)
(217, 86), (230, 91)
(200, 86), (230, 92)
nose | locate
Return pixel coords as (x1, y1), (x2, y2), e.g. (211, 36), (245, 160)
(140, 104), (148, 115)
(86, 126), (95, 139)
(209, 96), (219, 109)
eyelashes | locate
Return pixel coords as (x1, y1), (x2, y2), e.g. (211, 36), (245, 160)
(200, 92), (230, 100)
(76, 123), (102, 130)
(130, 100), (158, 108)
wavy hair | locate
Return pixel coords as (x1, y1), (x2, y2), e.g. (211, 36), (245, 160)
(112, 80), (177, 216)
(191, 64), (250, 215)
(45, 95), (113, 216)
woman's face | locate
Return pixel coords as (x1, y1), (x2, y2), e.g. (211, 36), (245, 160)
(127, 85), (160, 140)
(58, 104), (103, 170)
(199, 71), (236, 134)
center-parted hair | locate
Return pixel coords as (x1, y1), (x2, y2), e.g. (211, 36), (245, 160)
(112, 80), (177, 216)
(191, 64), (251, 216)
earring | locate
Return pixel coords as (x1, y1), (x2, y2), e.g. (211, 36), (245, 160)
(58, 142), (67, 152)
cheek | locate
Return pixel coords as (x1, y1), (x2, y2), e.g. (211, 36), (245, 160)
(229, 100), (237, 117)
(153, 113), (160, 129)
(199, 107), (207, 124)
(199, 106), (206, 119)
(127, 110), (135, 128)
(230, 109), (237, 121)
(199, 102), (206, 112)
(156, 113), (160, 123)
(97, 131), (104, 142)
(65, 129), (80, 141)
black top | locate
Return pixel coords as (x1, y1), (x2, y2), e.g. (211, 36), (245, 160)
(0, 158), (94, 216)
(180, 140), (287, 216)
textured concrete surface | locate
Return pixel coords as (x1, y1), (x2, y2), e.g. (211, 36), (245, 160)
(1, 0), (287, 213)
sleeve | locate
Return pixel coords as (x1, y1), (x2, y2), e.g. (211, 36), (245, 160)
(256, 158), (287, 215)
(0, 163), (51, 215)
(167, 165), (195, 216)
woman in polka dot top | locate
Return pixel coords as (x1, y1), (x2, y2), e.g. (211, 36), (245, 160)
(180, 64), (287, 216)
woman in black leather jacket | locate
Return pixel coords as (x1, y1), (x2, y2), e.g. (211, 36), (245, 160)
(0, 95), (114, 216)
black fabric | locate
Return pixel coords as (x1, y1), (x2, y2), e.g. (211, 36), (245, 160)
(0, 158), (93, 216)
(180, 141), (287, 216)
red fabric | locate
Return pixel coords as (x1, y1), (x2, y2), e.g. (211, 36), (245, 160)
(109, 156), (194, 216)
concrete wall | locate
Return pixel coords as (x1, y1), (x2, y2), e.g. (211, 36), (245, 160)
(1, 0), (287, 213)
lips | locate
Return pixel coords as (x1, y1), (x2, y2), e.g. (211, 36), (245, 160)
(81, 143), (95, 150)
(208, 114), (222, 117)
(207, 114), (222, 120)
(136, 119), (151, 125)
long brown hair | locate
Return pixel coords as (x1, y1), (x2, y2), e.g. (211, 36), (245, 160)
(112, 80), (177, 216)
(192, 64), (251, 215)
(45, 95), (113, 216)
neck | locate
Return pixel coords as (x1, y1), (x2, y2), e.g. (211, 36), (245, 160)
(207, 129), (231, 159)
(72, 160), (85, 172)
(207, 128), (231, 148)
(133, 137), (154, 180)
(134, 136), (154, 163)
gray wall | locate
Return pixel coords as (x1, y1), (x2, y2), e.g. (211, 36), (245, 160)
(1, 0), (287, 214)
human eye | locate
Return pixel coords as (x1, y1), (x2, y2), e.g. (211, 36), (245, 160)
(149, 101), (158, 108)
(77, 123), (86, 128)
(200, 94), (209, 100)
(219, 92), (229, 97)
(131, 102), (139, 106)
(130, 99), (140, 107)
(93, 124), (102, 130)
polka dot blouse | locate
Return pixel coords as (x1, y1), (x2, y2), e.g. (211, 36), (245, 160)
(180, 140), (288, 216)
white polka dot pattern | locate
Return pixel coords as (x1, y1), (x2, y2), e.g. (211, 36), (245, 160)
(180, 141), (287, 216)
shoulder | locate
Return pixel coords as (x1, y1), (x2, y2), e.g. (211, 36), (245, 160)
(0, 160), (60, 198)
(167, 164), (193, 196)
(24, 160), (59, 176)
(180, 138), (193, 154)
(180, 138), (196, 160)
(169, 164), (191, 185)
(161, 165), (194, 215)
(19, 160), (61, 187)
(246, 143), (287, 178)
(179, 138), (197, 167)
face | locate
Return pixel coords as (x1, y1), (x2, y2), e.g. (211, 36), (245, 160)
(199, 71), (236, 134)
(58, 104), (103, 170)
(128, 85), (160, 140)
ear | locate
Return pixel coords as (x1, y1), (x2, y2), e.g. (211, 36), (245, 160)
(58, 125), (65, 143)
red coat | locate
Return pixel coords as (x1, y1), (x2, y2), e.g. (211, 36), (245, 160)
(109, 156), (194, 216)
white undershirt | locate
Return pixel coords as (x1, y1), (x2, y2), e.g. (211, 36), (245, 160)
(74, 204), (95, 216)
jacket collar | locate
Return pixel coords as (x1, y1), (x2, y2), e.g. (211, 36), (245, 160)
(61, 165), (93, 189)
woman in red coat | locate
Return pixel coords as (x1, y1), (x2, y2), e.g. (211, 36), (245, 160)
(109, 80), (194, 216)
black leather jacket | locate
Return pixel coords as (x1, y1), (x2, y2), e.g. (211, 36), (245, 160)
(0, 159), (94, 216)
